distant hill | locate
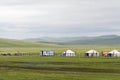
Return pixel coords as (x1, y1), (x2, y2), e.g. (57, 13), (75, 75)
(25, 35), (120, 46)
(0, 38), (59, 47)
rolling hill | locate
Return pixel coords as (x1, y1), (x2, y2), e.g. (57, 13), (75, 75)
(25, 35), (120, 46)
(0, 38), (59, 47)
(0, 35), (119, 47)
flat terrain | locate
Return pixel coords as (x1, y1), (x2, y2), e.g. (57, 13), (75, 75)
(0, 56), (120, 80)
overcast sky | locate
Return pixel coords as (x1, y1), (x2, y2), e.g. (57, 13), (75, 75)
(0, 0), (120, 39)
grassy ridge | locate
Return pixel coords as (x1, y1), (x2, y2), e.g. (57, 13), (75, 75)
(25, 35), (120, 46)
(0, 38), (60, 47)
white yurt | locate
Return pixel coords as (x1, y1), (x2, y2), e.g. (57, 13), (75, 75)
(61, 50), (76, 56)
(85, 50), (99, 57)
(108, 50), (120, 57)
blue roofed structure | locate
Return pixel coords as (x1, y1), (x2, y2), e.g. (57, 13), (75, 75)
(40, 50), (54, 56)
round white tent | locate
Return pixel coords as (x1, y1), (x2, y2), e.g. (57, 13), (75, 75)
(109, 50), (120, 57)
(62, 50), (76, 56)
(85, 50), (99, 57)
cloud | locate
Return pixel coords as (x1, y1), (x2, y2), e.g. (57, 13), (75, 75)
(0, 0), (120, 39)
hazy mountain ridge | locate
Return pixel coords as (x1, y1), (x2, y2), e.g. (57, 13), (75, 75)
(0, 38), (59, 47)
(25, 35), (120, 45)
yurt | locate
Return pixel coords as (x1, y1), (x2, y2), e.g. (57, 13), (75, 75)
(85, 50), (99, 57)
(102, 51), (109, 57)
(61, 50), (76, 56)
(108, 50), (120, 57)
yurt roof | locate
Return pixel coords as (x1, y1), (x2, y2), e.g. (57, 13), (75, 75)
(109, 50), (120, 53)
(64, 50), (75, 53)
(86, 50), (99, 54)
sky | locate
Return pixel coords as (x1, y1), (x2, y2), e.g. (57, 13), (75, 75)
(0, 0), (120, 39)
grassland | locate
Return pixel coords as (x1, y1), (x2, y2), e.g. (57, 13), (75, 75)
(0, 38), (60, 47)
(0, 45), (120, 55)
(0, 56), (120, 80)
(0, 45), (120, 80)
(1, 38), (120, 80)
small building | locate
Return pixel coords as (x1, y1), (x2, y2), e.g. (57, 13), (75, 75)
(102, 51), (109, 57)
(108, 50), (120, 57)
(61, 50), (76, 56)
(40, 50), (54, 56)
(85, 50), (99, 57)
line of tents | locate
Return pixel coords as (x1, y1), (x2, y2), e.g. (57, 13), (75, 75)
(40, 50), (76, 56)
(40, 49), (120, 57)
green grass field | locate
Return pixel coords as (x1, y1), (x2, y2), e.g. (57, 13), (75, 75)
(0, 45), (120, 55)
(0, 38), (120, 80)
(0, 45), (120, 80)
(0, 56), (120, 80)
